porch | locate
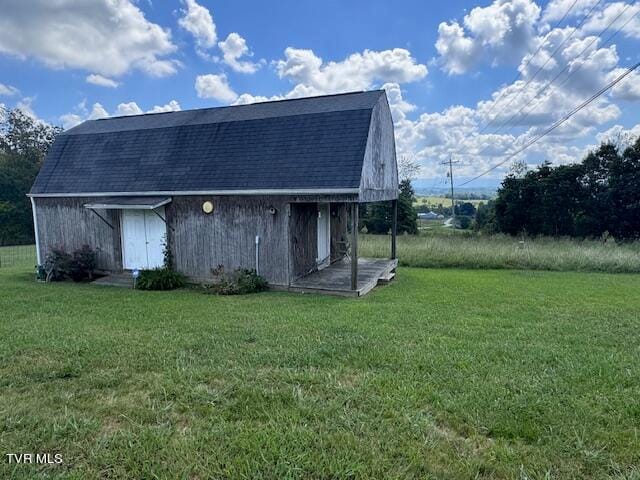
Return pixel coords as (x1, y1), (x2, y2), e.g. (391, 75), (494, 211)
(289, 258), (397, 297)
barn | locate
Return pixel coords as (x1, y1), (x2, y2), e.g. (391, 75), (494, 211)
(28, 90), (398, 296)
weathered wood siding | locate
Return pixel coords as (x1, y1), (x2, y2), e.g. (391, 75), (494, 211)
(359, 94), (398, 202)
(34, 197), (122, 271)
(168, 196), (290, 285)
(289, 203), (318, 280)
(330, 203), (348, 262)
(34, 194), (351, 285)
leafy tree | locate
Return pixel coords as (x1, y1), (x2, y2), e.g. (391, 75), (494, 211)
(492, 138), (640, 240)
(608, 138), (640, 239)
(0, 107), (62, 245)
(361, 180), (418, 235)
(397, 179), (418, 234)
(455, 202), (476, 217)
(474, 200), (497, 233)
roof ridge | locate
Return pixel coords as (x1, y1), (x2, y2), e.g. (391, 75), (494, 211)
(97, 90), (384, 122)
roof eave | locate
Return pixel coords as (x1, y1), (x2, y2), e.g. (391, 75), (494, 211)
(27, 188), (360, 198)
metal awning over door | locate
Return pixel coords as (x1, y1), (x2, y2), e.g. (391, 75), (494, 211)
(83, 196), (171, 210)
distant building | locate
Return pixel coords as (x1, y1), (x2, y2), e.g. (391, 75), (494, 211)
(418, 211), (444, 220)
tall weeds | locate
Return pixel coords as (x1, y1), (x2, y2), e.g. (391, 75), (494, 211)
(360, 233), (640, 273)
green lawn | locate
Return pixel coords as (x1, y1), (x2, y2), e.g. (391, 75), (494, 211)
(1, 265), (639, 479)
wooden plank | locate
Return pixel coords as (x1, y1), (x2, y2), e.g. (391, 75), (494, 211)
(289, 203), (318, 280)
(391, 199), (397, 259)
(330, 203), (348, 263)
(291, 258), (396, 297)
(359, 95), (399, 202)
(35, 197), (121, 271)
(351, 203), (358, 291)
(171, 195), (289, 285)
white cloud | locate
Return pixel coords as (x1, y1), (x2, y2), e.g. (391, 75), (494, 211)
(195, 74), (238, 103)
(15, 97), (38, 120)
(582, 2), (640, 39)
(233, 93), (283, 105)
(60, 99), (180, 128)
(60, 113), (83, 129)
(86, 74), (119, 88)
(0, 82), (19, 96)
(608, 67), (640, 100)
(0, 0), (178, 77)
(218, 33), (261, 73)
(60, 100), (109, 129)
(595, 122), (640, 146)
(436, 0), (541, 74)
(148, 100), (182, 113)
(275, 47), (427, 94)
(381, 82), (416, 122)
(542, 0), (599, 23)
(88, 102), (109, 120)
(115, 102), (144, 116)
(178, 0), (217, 48)
(435, 22), (480, 75)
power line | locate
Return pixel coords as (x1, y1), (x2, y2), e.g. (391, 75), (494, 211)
(456, 61), (640, 187)
(492, 4), (633, 135)
(457, 1), (631, 161)
(440, 156), (460, 227)
(474, 0), (580, 133)
(529, 7), (639, 112)
(471, 0), (603, 140)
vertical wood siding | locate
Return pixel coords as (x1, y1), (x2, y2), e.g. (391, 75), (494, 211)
(168, 196), (290, 285)
(289, 203), (318, 280)
(34, 195), (352, 286)
(359, 95), (398, 202)
(34, 197), (122, 271)
(330, 203), (348, 262)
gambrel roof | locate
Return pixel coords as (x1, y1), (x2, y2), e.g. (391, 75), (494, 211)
(30, 90), (397, 201)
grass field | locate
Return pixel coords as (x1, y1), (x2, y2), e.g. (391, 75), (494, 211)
(415, 195), (485, 207)
(0, 244), (35, 268)
(361, 233), (640, 273)
(1, 263), (639, 479)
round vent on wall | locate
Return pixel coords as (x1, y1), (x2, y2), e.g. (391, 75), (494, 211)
(202, 201), (214, 214)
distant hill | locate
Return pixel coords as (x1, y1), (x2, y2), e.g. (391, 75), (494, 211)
(412, 178), (499, 198)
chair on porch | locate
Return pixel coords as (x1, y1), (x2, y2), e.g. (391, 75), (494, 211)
(336, 236), (351, 263)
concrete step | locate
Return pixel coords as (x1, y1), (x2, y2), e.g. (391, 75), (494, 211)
(377, 271), (396, 285)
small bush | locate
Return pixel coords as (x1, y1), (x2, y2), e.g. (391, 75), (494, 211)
(205, 266), (268, 295)
(70, 245), (97, 281)
(135, 268), (186, 290)
(43, 246), (72, 281)
(43, 245), (98, 282)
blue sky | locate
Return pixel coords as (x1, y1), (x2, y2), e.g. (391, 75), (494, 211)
(1, 0), (639, 186)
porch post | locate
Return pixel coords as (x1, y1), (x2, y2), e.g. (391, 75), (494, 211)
(351, 202), (358, 291)
(391, 199), (397, 260)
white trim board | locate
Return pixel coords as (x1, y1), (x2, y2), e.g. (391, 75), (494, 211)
(28, 188), (359, 198)
(30, 197), (41, 265)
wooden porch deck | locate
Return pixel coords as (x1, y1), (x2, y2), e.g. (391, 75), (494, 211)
(289, 258), (397, 297)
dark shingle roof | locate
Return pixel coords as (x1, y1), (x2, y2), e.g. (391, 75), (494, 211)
(31, 90), (385, 195)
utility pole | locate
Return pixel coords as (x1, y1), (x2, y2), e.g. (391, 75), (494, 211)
(441, 155), (459, 229)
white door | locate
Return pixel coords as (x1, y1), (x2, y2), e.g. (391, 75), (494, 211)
(121, 207), (166, 270)
(317, 203), (331, 269)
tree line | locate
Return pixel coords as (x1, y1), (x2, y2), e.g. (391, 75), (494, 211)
(475, 138), (640, 240)
(0, 107), (61, 245)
